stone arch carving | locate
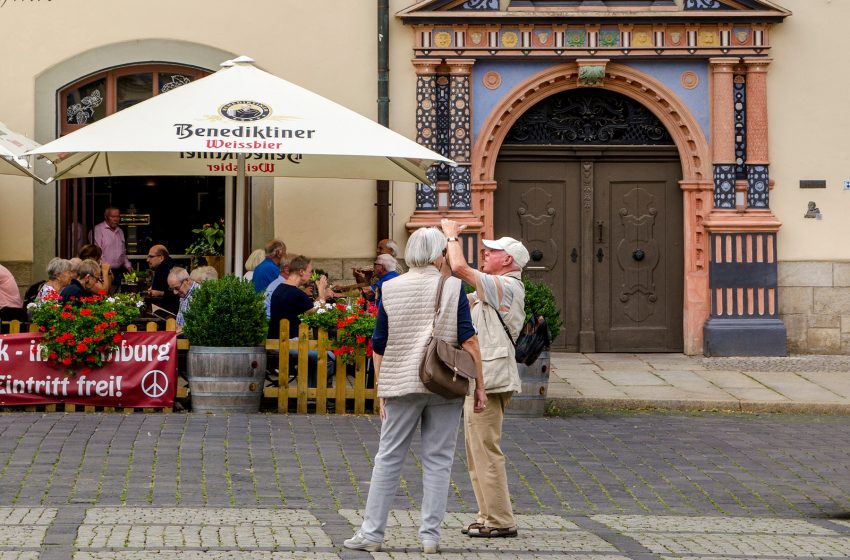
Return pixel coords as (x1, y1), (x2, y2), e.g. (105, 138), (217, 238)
(471, 62), (712, 354)
(472, 62), (710, 184)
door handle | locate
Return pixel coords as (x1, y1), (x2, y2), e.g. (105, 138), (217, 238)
(570, 248), (578, 263)
(596, 248), (604, 262)
(596, 220), (605, 243)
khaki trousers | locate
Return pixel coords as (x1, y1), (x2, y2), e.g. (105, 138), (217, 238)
(464, 391), (515, 529)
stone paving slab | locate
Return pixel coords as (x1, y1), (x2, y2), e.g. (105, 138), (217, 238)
(547, 353), (850, 414)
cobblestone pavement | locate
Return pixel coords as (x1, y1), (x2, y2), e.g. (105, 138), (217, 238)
(2, 412), (850, 558)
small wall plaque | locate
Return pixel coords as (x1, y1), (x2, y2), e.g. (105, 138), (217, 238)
(799, 180), (826, 189)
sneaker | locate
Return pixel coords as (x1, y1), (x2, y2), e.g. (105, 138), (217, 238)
(344, 531), (382, 552)
(422, 540), (439, 554)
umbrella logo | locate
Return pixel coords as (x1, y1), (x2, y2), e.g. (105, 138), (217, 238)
(219, 101), (271, 122)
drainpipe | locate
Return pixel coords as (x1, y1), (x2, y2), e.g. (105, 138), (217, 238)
(376, 0), (390, 241)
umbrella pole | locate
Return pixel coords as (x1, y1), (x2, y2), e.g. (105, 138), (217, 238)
(234, 153), (246, 277)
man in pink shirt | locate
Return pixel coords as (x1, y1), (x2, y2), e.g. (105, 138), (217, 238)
(0, 264), (23, 318)
(91, 206), (132, 282)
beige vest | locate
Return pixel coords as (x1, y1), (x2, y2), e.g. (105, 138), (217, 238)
(471, 272), (524, 394)
(378, 267), (461, 398)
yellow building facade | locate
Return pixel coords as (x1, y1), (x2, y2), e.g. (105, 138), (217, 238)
(0, 0), (847, 355)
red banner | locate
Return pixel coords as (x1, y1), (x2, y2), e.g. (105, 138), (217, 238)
(0, 331), (177, 408)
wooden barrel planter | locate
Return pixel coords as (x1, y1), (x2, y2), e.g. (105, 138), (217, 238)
(187, 346), (267, 413)
(505, 351), (550, 418)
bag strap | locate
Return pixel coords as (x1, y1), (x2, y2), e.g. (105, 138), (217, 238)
(430, 275), (449, 335)
(486, 299), (517, 349)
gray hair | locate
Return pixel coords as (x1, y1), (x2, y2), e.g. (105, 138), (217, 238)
(404, 227), (446, 268)
(46, 257), (73, 280)
(68, 257), (83, 273)
(385, 239), (400, 257)
(168, 267), (191, 283)
(265, 239), (286, 258)
(77, 259), (100, 279)
(189, 266), (217, 283)
(375, 253), (397, 272)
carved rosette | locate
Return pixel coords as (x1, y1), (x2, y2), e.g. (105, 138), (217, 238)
(713, 164), (736, 209)
(747, 164), (769, 208)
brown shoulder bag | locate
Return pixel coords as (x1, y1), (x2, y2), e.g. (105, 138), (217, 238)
(419, 275), (477, 399)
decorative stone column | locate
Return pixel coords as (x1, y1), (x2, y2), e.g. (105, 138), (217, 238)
(412, 59), (440, 211)
(447, 59), (474, 210)
(709, 58), (737, 209)
(703, 57), (785, 356)
(744, 58), (771, 209)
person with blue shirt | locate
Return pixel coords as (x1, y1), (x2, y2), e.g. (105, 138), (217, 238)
(252, 239), (286, 294)
(367, 253), (400, 306)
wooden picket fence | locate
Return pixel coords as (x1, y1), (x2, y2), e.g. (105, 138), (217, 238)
(0, 318), (377, 414)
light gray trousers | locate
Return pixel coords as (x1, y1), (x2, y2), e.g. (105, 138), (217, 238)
(360, 392), (464, 544)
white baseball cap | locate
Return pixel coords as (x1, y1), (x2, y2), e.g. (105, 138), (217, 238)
(482, 236), (530, 268)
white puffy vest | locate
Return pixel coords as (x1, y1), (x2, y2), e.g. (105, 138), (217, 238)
(378, 266), (461, 398)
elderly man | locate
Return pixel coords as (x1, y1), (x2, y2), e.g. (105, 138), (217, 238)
(60, 259), (104, 302)
(367, 254), (400, 306)
(441, 218), (528, 539)
(376, 238), (399, 257)
(167, 267), (199, 332)
(146, 244), (178, 313)
(253, 239), (287, 294)
(91, 206), (132, 283)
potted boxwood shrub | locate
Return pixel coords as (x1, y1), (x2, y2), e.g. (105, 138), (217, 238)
(506, 277), (563, 418)
(182, 275), (268, 413)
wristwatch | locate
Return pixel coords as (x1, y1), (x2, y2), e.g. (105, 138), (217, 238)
(446, 237), (459, 242)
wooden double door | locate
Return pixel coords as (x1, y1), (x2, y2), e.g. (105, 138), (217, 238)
(494, 148), (683, 352)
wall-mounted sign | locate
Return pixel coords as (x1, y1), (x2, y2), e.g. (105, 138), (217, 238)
(121, 214), (150, 226)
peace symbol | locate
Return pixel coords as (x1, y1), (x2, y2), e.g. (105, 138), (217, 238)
(141, 370), (169, 399)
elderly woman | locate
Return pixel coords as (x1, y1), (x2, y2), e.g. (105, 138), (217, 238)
(189, 265), (218, 284)
(242, 248), (266, 281)
(344, 228), (487, 555)
(60, 259), (104, 302)
(36, 258), (75, 302)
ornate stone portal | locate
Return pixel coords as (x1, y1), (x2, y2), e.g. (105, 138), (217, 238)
(400, 0), (789, 355)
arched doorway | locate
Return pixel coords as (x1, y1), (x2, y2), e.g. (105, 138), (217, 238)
(494, 89), (683, 352)
(473, 62), (712, 354)
(56, 63), (228, 270)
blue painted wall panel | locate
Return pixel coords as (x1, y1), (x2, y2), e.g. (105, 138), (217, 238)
(471, 59), (710, 147)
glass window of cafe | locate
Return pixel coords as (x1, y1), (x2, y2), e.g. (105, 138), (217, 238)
(57, 64), (226, 270)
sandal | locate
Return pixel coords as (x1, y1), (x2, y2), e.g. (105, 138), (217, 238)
(468, 526), (518, 538)
(461, 522), (484, 535)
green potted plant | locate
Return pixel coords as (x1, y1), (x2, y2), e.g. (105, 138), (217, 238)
(182, 275), (268, 413)
(185, 219), (225, 278)
(506, 277), (563, 418)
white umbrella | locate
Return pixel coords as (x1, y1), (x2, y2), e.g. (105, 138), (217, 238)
(0, 121), (48, 183)
(30, 56), (452, 273)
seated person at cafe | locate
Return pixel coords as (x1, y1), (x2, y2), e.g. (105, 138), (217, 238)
(0, 263), (25, 322)
(263, 256), (290, 319)
(167, 267), (200, 333)
(146, 244), (178, 313)
(365, 253), (399, 306)
(79, 244), (113, 293)
(36, 258), (75, 302)
(268, 255), (334, 388)
(253, 239), (286, 294)
(189, 265), (218, 284)
(60, 259), (103, 302)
